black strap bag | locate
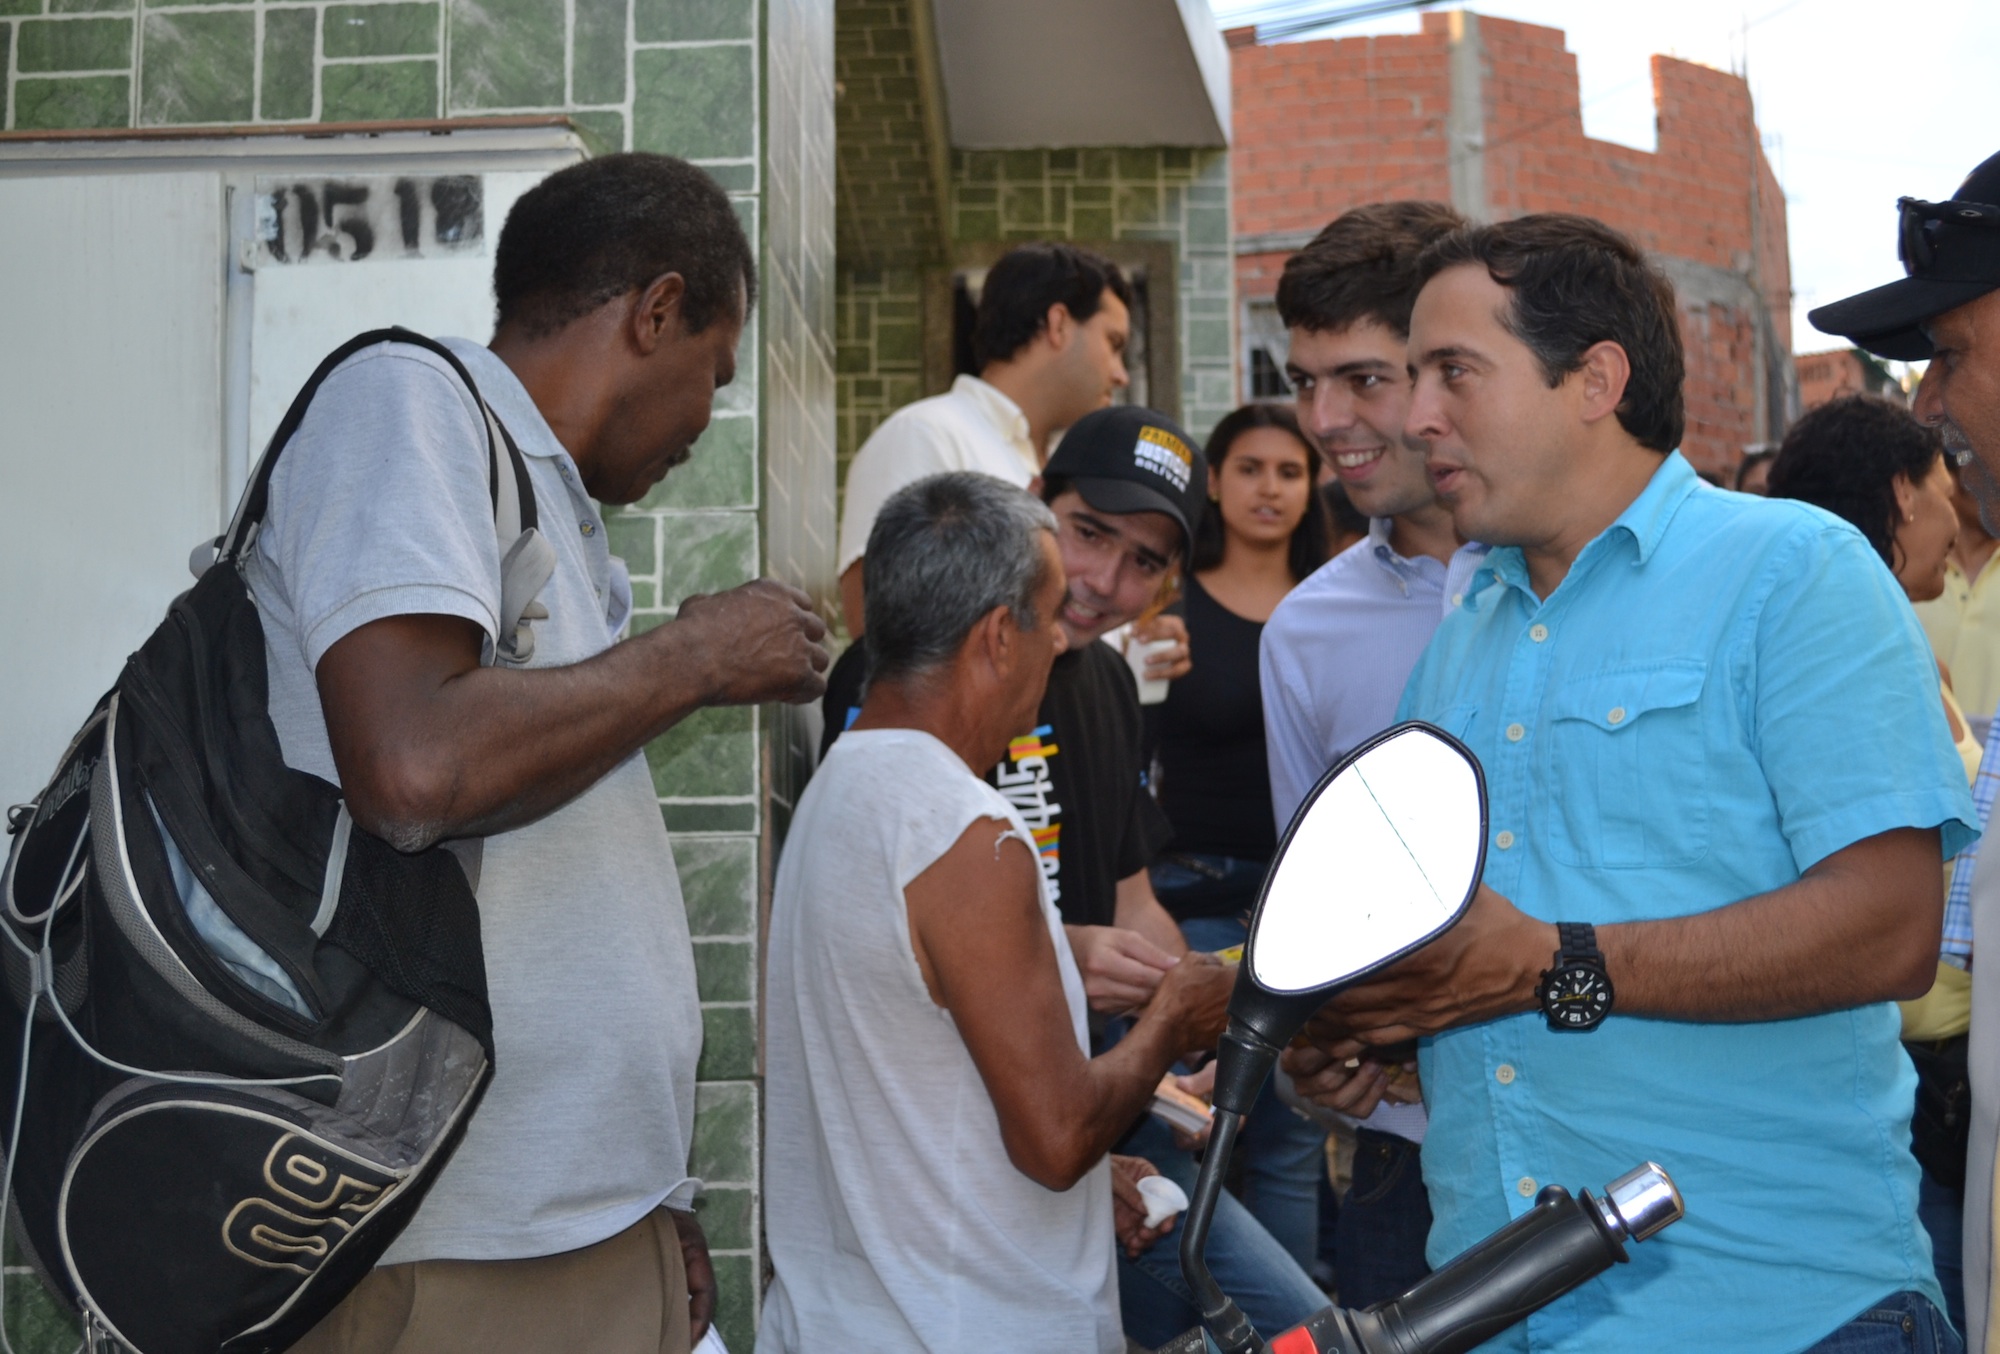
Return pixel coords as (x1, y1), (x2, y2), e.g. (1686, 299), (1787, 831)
(0, 330), (551, 1354)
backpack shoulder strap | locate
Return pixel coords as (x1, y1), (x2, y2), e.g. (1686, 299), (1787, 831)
(206, 328), (553, 664)
(213, 327), (538, 564)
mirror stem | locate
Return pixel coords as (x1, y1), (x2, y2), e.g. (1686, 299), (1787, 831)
(1211, 1019), (1282, 1116)
(1179, 1108), (1265, 1354)
(1181, 1019), (1284, 1354)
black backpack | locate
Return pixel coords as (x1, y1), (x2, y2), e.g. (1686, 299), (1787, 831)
(0, 330), (551, 1354)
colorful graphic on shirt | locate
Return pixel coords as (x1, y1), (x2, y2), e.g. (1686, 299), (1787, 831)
(995, 725), (1062, 902)
(1133, 424), (1193, 491)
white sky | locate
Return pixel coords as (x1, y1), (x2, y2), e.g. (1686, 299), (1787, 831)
(1209, 0), (2000, 358)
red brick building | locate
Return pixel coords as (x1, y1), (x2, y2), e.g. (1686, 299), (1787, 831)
(1795, 348), (1903, 412)
(1230, 11), (1794, 479)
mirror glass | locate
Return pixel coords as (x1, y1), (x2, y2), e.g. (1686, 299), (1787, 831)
(1249, 724), (1485, 995)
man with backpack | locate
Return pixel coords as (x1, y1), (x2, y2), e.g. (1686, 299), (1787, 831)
(260, 154), (828, 1352)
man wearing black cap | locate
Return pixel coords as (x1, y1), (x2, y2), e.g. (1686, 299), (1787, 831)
(825, 404), (1209, 1004)
(815, 404), (1327, 1344)
(1813, 148), (2000, 1352)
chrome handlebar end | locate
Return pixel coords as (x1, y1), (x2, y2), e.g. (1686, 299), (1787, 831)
(1595, 1162), (1683, 1244)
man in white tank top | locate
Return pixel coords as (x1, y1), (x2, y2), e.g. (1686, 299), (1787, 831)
(761, 473), (1233, 1353)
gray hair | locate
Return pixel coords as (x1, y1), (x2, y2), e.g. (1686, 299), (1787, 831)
(863, 472), (1059, 682)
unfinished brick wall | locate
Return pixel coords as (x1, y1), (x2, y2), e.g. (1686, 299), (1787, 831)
(1232, 12), (1794, 478)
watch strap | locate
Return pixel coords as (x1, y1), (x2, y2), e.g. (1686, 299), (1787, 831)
(1556, 921), (1600, 964)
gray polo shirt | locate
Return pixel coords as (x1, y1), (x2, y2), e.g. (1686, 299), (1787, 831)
(245, 338), (702, 1264)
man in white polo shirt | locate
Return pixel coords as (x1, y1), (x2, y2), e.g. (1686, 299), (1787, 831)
(837, 242), (1135, 634)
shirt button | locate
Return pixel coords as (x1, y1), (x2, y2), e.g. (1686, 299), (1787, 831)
(1496, 830), (1515, 850)
(1607, 706), (1627, 725)
(1495, 1064), (1516, 1085)
(581, 521), (597, 537)
(1530, 624), (1549, 643)
(1506, 723), (1525, 742)
(1451, 592), (1464, 608)
(1517, 1176), (1538, 1197)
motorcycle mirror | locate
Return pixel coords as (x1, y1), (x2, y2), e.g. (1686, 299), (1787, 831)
(1185, 723), (1489, 1353)
(1220, 721), (1487, 1079)
(1252, 720), (1486, 991)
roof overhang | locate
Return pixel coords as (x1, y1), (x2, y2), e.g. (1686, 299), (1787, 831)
(931, 0), (1230, 149)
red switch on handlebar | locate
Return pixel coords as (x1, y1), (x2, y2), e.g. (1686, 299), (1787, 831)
(1270, 1327), (1320, 1354)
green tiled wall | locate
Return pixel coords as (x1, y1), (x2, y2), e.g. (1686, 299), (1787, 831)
(0, 0), (781, 179)
(834, 144), (1237, 493)
(950, 145), (1237, 441)
(0, 0), (835, 1346)
(835, 265), (924, 474)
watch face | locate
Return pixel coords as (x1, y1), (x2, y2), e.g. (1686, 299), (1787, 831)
(1542, 965), (1611, 1029)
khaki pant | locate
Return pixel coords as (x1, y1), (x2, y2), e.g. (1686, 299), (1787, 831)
(289, 1208), (692, 1354)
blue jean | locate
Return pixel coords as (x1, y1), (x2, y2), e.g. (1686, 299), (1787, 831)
(1335, 1128), (1433, 1310)
(1917, 1168), (1965, 1336)
(1167, 897), (1329, 1270)
(1801, 1292), (1961, 1353)
(1117, 1117), (1330, 1348)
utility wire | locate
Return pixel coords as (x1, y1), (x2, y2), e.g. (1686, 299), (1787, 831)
(1227, 0), (1450, 41)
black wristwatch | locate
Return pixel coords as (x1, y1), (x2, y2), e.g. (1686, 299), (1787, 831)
(1539, 922), (1613, 1031)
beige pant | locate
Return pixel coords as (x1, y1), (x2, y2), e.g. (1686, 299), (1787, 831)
(288, 1208), (691, 1354)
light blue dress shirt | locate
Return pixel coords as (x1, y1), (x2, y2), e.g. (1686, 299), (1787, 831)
(1398, 452), (1978, 1353)
(1263, 518), (1488, 1145)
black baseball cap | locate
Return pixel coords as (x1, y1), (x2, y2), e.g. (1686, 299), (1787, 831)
(1043, 405), (1209, 557)
(1810, 149), (2000, 361)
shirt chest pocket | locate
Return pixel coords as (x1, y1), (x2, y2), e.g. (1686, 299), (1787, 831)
(1543, 660), (1710, 869)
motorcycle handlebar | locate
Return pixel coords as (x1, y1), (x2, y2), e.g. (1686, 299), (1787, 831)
(1156, 1163), (1683, 1354)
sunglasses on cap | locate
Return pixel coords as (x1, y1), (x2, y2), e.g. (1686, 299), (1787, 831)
(1900, 196), (2000, 275)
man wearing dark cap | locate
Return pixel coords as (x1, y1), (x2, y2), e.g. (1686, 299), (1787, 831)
(816, 404), (1326, 1344)
(1813, 148), (2000, 1351)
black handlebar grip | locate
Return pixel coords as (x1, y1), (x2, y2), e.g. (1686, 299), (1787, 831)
(1330, 1186), (1628, 1354)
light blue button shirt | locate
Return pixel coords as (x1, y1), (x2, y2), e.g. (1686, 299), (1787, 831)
(1398, 452), (1977, 1353)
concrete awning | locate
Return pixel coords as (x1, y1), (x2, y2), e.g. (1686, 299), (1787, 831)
(931, 0), (1230, 149)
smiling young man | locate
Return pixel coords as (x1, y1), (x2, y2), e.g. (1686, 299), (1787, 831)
(266, 155), (831, 1354)
(1285, 213), (1977, 1353)
(1255, 200), (1482, 1306)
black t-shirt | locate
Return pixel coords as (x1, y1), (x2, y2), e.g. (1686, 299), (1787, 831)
(818, 637), (1171, 930)
(1152, 574), (1277, 862)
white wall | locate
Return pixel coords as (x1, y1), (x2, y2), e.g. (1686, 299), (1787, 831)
(0, 173), (226, 805)
(0, 149), (571, 809)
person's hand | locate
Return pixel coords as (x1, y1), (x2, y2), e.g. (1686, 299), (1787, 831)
(672, 579), (830, 706)
(1065, 924), (1179, 1013)
(1109, 1154), (1175, 1258)
(1132, 613), (1192, 682)
(1169, 1061), (1216, 1150)
(1302, 883), (1553, 1052)
(1281, 1044), (1398, 1118)
(667, 1207), (716, 1345)
(1146, 950), (1233, 1056)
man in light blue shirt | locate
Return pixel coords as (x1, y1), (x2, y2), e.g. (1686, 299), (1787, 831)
(1259, 200), (1485, 1306)
(1288, 213), (1977, 1352)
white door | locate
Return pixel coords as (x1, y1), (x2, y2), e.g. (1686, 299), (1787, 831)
(0, 154), (574, 808)
(0, 172), (226, 806)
